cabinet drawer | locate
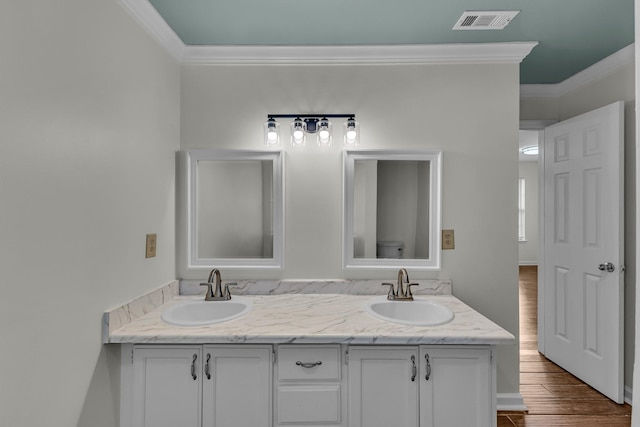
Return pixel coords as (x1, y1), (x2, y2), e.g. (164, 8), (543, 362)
(278, 345), (341, 381)
(277, 385), (341, 424)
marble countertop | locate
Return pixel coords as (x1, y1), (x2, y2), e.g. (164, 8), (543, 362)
(107, 293), (515, 345)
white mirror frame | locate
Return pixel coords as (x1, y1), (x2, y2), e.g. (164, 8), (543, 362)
(343, 149), (442, 270)
(187, 149), (284, 270)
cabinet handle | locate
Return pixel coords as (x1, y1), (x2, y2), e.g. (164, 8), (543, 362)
(205, 353), (211, 380)
(411, 355), (417, 382)
(296, 361), (322, 368)
(425, 354), (431, 381)
(191, 354), (198, 380)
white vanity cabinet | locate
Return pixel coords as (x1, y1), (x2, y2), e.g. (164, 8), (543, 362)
(348, 346), (419, 427)
(124, 345), (272, 427)
(122, 344), (495, 427)
(347, 346), (495, 427)
(130, 346), (203, 427)
(419, 347), (493, 427)
(275, 345), (346, 427)
(202, 345), (272, 427)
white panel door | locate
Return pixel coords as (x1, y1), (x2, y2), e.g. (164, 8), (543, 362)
(132, 347), (202, 427)
(543, 101), (624, 403)
(347, 346), (419, 427)
(202, 345), (272, 427)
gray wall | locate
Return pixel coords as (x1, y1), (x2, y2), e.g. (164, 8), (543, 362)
(521, 62), (636, 391)
(198, 161), (271, 258)
(0, 1), (180, 426)
(377, 161), (420, 258)
(180, 63), (521, 394)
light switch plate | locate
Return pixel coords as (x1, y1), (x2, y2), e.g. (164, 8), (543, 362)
(442, 229), (455, 250)
(146, 234), (157, 258)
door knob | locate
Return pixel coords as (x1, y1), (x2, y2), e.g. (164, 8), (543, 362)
(598, 262), (615, 273)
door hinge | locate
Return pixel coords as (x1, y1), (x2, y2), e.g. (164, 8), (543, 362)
(272, 348), (277, 364)
(345, 349), (349, 365)
(131, 348), (134, 364)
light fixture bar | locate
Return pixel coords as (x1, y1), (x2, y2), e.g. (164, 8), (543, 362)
(265, 114), (358, 148)
(267, 114), (355, 119)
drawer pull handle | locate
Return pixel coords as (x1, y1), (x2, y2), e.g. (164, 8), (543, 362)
(296, 361), (323, 368)
(205, 353), (211, 380)
(191, 354), (198, 381)
(411, 355), (417, 382)
(425, 353), (431, 381)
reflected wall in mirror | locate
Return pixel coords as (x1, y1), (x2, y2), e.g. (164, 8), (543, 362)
(187, 150), (284, 269)
(344, 150), (442, 270)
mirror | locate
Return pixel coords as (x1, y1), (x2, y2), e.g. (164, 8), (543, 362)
(187, 150), (284, 269)
(343, 150), (442, 270)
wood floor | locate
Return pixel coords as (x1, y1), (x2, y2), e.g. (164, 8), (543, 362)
(497, 265), (632, 426)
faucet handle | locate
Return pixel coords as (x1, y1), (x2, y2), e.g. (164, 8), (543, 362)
(224, 282), (237, 300)
(406, 283), (419, 298)
(200, 282), (214, 299)
(382, 282), (396, 299)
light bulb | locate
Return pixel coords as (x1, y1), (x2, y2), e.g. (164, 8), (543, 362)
(292, 127), (305, 146)
(264, 117), (280, 146)
(290, 118), (306, 146)
(316, 117), (332, 146)
(343, 117), (359, 146)
(266, 130), (278, 144)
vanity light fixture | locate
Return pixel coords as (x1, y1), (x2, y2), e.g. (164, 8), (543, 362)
(263, 117), (280, 146)
(343, 116), (360, 146)
(264, 114), (357, 147)
(521, 145), (539, 156)
(291, 117), (306, 147)
(317, 117), (332, 146)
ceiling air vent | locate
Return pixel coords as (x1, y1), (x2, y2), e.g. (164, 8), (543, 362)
(453, 11), (519, 30)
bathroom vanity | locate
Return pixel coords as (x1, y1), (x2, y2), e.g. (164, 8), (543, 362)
(106, 282), (514, 427)
(123, 343), (493, 427)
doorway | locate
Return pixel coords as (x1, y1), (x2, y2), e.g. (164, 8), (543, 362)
(503, 266), (632, 426)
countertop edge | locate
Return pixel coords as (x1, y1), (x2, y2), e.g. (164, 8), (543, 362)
(106, 293), (516, 347)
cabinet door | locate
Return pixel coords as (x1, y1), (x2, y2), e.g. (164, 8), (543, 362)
(132, 346), (202, 427)
(348, 346), (419, 427)
(419, 347), (493, 427)
(202, 345), (272, 427)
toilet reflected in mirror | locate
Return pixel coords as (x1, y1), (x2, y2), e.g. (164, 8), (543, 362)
(344, 150), (442, 270)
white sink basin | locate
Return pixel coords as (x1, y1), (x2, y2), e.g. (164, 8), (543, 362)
(161, 297), (252, 327)
(364, 296), (454, 326)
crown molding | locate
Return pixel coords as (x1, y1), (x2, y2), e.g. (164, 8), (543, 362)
(119, 0), (184, 61)
(181, 42), (539, 65)
(119, 0), (537, 65)
(520, 43), (635, 98)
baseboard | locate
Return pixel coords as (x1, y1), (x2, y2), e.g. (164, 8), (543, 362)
(498, 388), (629, 411)
(518, 262), (538, 266)
(497, 393), (528, 412)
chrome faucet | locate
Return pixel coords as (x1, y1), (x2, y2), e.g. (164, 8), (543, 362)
(382, 268), (418, 301)
(200, 268), (236, 301)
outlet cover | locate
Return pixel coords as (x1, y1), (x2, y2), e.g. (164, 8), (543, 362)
(442, 229), (455, 250)
(146, 234), (157, 258)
